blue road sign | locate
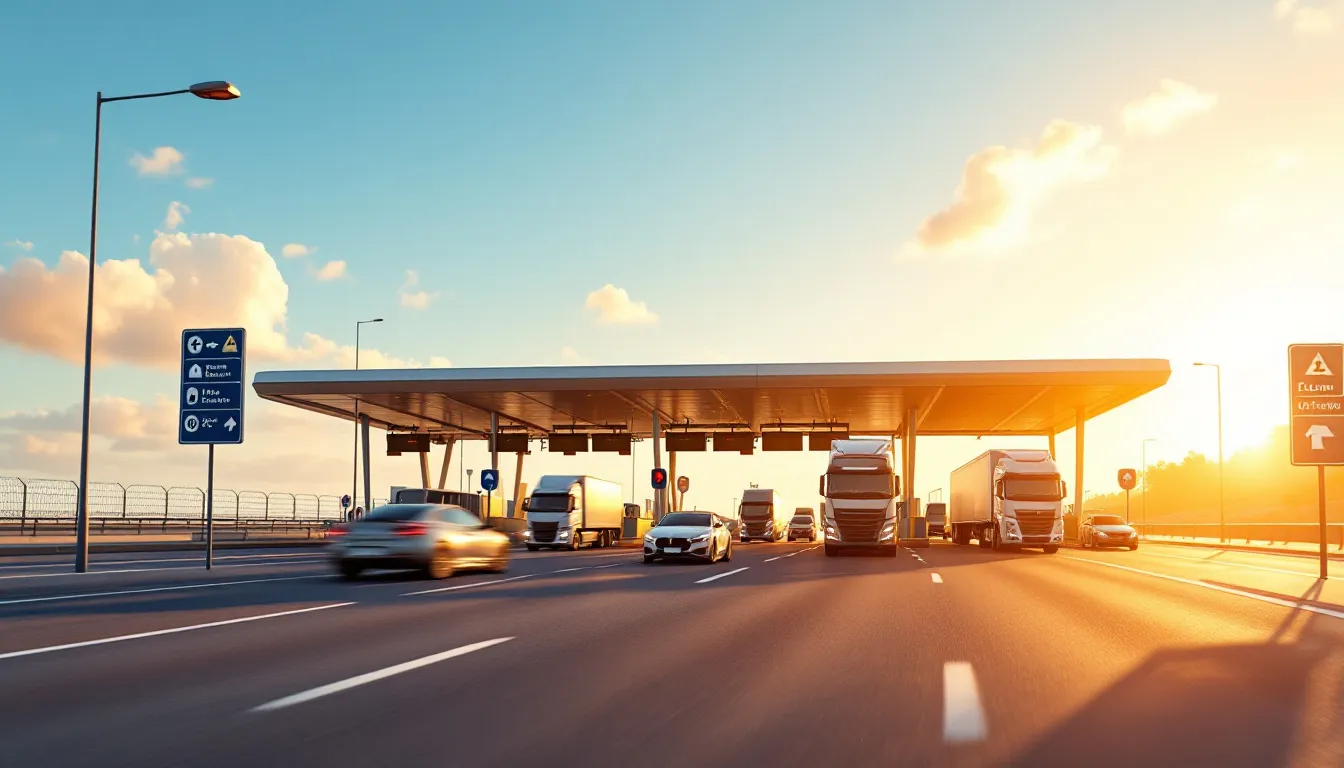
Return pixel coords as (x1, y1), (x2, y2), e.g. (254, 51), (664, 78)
(341, 494), (352, 510)
(480, 469), (500, 492)
(180, 328), (245, 445)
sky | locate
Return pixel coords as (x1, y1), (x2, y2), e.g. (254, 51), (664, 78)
(1, 0), (1342, 514)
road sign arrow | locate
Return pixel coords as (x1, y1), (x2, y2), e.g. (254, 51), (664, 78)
(225, 417), (238, 432)
(1306, 424), (1335, 450)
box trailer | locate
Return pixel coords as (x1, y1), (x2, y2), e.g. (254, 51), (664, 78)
(948, 449), (1065, 552)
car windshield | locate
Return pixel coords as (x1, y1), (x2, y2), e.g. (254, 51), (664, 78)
(658, 513), (711, 528)
(1092, 515), (1127, 526)
(528, 494), (571, 513)
(826, 473), (893, 499)
(1001, 477), (1064, 501)
(361, 504), (432, 522)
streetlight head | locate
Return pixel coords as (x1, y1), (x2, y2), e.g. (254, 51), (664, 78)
(189, 81), (241, 101)
(372, 318), (384, 323)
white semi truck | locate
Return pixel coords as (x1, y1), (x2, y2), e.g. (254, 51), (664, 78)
(818, 438), (901, 556)
(738, 488), (788, 542)
(948, 449), (1066, 553)
(523, 475), (625, 550)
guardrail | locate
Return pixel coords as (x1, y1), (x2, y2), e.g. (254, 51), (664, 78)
(0, 476), (388, 525)
(1134, 522), (1344, 551)
(0, 517), (329, 539)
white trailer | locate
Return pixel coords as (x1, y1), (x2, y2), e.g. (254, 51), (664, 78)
(524, 475), (625, 550)
(948, 449), (1066, 553)
(738, 488), (787, 542)
(818, 438), (901, 556)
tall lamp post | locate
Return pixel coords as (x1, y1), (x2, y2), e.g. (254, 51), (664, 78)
(74, 81), (241, 574)
(1194, 362), (1225, 543)
(1141, 437), (1156, 535)
(352, 319), (384, 511)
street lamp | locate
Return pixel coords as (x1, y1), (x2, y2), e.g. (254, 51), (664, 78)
(1194, 362), (1225, 542)
(1141, 437), (1157, 534)
(73, 81), (241, 573)
(352, 319), (384, 511)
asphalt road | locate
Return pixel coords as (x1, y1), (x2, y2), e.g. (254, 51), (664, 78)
(1, 540), (1341, 768)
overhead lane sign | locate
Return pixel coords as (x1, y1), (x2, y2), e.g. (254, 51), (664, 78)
(1288, 343), (1343, 466)
(180, 328), (246, 445)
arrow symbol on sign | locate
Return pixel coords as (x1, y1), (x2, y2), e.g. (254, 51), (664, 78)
(1306, 424), (1335, 450)
(225, 417), (238, 432)
(206, 342), (219, 349)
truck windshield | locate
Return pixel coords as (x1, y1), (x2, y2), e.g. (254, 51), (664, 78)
(528, 494), (572, 513)
(826, 473), (893, 499)
(1001, 478), (1063, 501)
(741, 503), (773, 519)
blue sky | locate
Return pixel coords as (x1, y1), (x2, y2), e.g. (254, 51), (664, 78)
(2, 0), (1341, 510)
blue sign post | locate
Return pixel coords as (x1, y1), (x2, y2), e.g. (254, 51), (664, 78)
(481, 469), (499, 520)
(180, 328), (246, 570)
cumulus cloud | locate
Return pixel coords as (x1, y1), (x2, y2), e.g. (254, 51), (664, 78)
(5, 240), (33, 251)
(1275, 0), (1337, 34)
(0, 395), (176, 453)
(1121, 79), (1219, 136)
(163, 201), (190, 231)
(186, 177), (214, 189)
(313, 260), (348, 281)
(129, 146), (185, 177)
(584, 284), (659, 324)
(909, 120), (1117, 254)
(281, 243), (315, 258)
(398, 270), (437, 309)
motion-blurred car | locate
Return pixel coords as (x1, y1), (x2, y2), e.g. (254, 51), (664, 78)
(1079, 514), (1138, 550)
(643, 512), (734, 564)
(327, 503), (511, 579)
(787, 508), (820, 542)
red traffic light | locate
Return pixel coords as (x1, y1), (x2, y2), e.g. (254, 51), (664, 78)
(651, 468), (668, 490)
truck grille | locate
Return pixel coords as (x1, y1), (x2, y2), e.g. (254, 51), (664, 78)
(743, 521), (770, 537)
(834, 510), (884, 543)
(531, 521), (558, 542)
(1015, 510), (1055, 537)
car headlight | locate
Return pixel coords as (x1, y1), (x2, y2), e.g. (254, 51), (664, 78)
(690, 533), (710, 542)
(643, 534), (655, 543)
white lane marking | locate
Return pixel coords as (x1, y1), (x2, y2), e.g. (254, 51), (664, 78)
(551, 568), (586, 574)
(931, 573), (943, 583)
(402, 574), (534, 596)
(590, 563), (623, 569)
(696, 567), (749, 584)
(0, 574), (328, 607)
(1063, 557), (1344, 620)
(943, 662), (988, 743)
(0, 558), (328, 581)
(0, 603), (352, 661)
(1139, 550), (1330, 578)
(250, 637), (514, 713)
(764, 556), (784, 562)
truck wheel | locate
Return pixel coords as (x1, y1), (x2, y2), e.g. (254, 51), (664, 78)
(570, 534), (581, 551)
(1043, 546), (1059, 554)
(977, 529), (991, 549)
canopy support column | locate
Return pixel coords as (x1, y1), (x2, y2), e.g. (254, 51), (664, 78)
(1048, 433), (1056, 459)
(360, 414), (372, 512)
(669, 451), (679, 512)
(512, 449), (525, 517)
(490, 413), (499, 473)
(419, 451), (431, 489)
(438, 438), (455, 490)
(1074, 407), (1086, 529)
(652, 412), (663, 522)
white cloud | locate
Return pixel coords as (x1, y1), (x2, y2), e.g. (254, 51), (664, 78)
(584, 284), (659, 324)
(428, 356), (453, 367)
(129, 146), (185, 177)
(282, 243), (315, 258)
(163, 201), (190, 231)
(398, 270), (437, 309)
(1121, 79), (1219, 136)
(313, 260), (348, 281)
(1275, 0), (1337, 35)
(186, 177), (214, 189)
(909, 120), (1117, 254)
(5, 240), (33, 251)
(0, 395), (177, 454)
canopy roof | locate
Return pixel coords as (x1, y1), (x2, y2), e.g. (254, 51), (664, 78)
(252, 359), (1170, 439)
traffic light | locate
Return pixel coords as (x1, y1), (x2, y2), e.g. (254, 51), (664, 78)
(651, 467), (668, 490)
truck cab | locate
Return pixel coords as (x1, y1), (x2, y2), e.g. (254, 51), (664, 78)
(524, 475), (624, 551)
(819, 439), (901, 556)
(738, 489), (787, 542)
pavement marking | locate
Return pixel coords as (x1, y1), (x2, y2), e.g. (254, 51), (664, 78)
(696, 567), (749, 584)
(590, 563), (624, 569)
(0, 602), (352, 661)
(1063, 557), (1344, 620)
(943, 661), (988, 743)
(402, 574), (535, 596)
(0, 558), (329, 581)
(250, 637), (514, 713)
(931, 573), (943, 583)
(1138, 550), (1331, 578)
(0, 574), (328, 607)
(764, 556), (784, 562)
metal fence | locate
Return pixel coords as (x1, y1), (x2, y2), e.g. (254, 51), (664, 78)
(1135, 522), (1344, 551)
(0, 477), (388, 522)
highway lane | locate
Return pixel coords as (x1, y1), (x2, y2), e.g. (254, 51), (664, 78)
(0, 539), (1340, 767)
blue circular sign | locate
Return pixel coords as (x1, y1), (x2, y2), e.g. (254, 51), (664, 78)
(481, 469), (500, 492)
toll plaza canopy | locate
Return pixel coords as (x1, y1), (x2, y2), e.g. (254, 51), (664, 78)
(252, 358), (1170, 439)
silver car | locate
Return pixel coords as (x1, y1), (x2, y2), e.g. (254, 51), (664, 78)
(329, 503), (512, 579)
(643, 512), (734, 564)
(1079, 514), (1139, 551)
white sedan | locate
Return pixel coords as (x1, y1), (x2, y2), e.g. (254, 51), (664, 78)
(643, 512), (734, 564)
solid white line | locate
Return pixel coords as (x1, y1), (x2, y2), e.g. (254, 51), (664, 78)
(251, 637), (514, 713)
(1063, 557), (1344, 620)
(402, 574), (534, 596)
(590, 563), (623, 569)
(551, 568), (586, 574)
(696, 567), (749, 584)
(764, 556), (784, 562)
(0, 574), (328, 607)
(0, 603), (352, 661)
(943, 661), (988, 743)
(931, 573), (943, 583)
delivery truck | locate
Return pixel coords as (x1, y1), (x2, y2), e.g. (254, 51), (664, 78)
(818, 438), (901, 556)
(948, 449), (1065, 552)
(738, 488), (788, 542)
(523, 475), (625, 550)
